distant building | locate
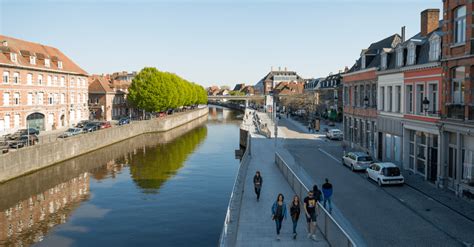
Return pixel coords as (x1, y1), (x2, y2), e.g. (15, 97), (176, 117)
(233, 83), (245, 91)
(317, 72), (344, 119)
(273, 81), (305, 96)
(88, 75), (128, 121)
(241, 85), (255, 95)
(0, 35), (89, 134)
(254, 67), (304, 95)
(207, 86), (220, 96)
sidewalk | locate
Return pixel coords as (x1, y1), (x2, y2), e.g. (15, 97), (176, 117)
(283, 114), (474, 223)
(235, 113), (328, 247)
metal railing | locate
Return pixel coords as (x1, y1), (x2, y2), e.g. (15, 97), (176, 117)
(218, 130), (251, 246)
(275, 152), (356, 247)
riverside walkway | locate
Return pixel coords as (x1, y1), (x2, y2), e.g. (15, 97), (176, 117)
(234, 110), (328, 246)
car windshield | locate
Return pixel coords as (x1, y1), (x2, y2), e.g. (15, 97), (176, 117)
(383, 167), (401, 176)
(357, 156), (373, 162)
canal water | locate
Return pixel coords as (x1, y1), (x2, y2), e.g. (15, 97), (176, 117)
(0, 106), (242, 247)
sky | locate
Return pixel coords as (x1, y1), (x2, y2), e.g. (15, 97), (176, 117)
(0, 0), (442, 88)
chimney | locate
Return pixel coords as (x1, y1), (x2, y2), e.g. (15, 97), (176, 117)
(421, 9), (440, 36)
(2, 40), (7, 46)
(344, 66), (349, 72)
(401, 26), (406, 42)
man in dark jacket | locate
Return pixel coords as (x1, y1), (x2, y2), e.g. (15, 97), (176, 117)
(253, 171), (263, 201)
(322, 178), (333, 213)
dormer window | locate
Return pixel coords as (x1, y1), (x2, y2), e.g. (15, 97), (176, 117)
(58, 61), (63, 69)
(30, 56), (36, 65)
(396, 47), (403, 67)
(407, 43), (416, 66)
(429, 35), (441, 61)
(381, 53), (387, 70)
(361, 55), (366, 69)
(10, 53), (17, 63)
(45, 58), (50, 67)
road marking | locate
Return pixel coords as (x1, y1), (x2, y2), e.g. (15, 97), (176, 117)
(318, 148), (342, 164)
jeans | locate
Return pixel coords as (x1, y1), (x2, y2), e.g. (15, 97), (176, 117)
(275, 217), (283, 235)
(254, 187), (261, 200)
(292, 218), (298, 233)
(323, 196), (332, 212)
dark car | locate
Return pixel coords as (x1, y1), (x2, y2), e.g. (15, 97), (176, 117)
(9, 134), (38, 149)
(118, 117), (130, 125)
(83, 122), (100, 132)
(0, 141), (9, 153)
(5, 128), (40, 140)
(76, 120), (90, 128)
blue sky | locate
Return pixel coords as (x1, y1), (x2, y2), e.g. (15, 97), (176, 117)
(0, 0), (442, 87)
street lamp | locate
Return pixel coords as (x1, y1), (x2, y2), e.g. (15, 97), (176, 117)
(423, 97), (430, 115)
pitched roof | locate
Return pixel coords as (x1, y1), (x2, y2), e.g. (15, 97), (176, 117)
(88, 75), (115, 93)
(348, 34), (401, 73)
(0, 35), (87, 75)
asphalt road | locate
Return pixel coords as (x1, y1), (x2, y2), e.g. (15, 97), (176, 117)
(278, 118), (474, 247)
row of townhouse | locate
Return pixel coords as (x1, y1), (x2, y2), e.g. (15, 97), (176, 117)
(343, 4), (474, 197)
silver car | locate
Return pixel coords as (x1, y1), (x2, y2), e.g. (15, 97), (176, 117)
(342, 152), (374, 171)
(58, 128), (83, 138)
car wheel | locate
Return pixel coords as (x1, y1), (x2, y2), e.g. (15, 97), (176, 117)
(377, 179), (383, 187)
(341, 159), (345, 166)
(365, 172), (370, 180)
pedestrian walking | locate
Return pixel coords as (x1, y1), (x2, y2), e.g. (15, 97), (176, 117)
(303, 190), (318, 241)
(290, 195), (301, 239)
(271, 193), (287, 241)
(322, 178), (333, 213)
(313, 185), (322, 202)
(307, 123), (311, 132)
(253, 171), (263, 201)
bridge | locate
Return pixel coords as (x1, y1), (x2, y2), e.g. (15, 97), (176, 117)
(208, 95), (265, 108)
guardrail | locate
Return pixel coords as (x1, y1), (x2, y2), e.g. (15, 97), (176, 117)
(218, 129), (251, 246)
(275, 152), (356, 247)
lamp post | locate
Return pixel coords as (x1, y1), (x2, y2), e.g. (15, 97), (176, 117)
(423, 97), (430, 115)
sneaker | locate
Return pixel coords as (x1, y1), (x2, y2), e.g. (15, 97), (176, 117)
(311, 235), (319, 241)
(307, 233), (312, 239)
(293, 233), (297, 239)
(276, 236), (280, 241)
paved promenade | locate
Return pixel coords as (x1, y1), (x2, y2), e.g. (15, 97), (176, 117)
(235, 111), (328, 247)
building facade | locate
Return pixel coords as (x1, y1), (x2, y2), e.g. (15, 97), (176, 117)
(343, 34), (402, 156)
(254, 68), (304, 95)
(88, 76), (128, 121)
(440, 0), (474, 196)
(0, 36), (88, 134)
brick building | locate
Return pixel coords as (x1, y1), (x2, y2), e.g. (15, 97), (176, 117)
(88, 75), (128, 121)
(440, 0), (474, 196)
(0, 35), (88, 134)
(342, 34), (402, 156)
(254, 67), (304, 95)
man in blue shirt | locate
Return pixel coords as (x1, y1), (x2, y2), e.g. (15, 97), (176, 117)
(322, 178), (333, 213)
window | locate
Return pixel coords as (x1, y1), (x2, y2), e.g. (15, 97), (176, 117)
(396, 47), (403, 67)
(54, 93), (58, 104)
(3, 71), (9, 83)
(13, 93), (20, 105)
(452, 66), (465, 104)
(416, 84), (425, 114)
(13, 72), (19, 84)
(406, 85), (413, 113)
(60, 77), (65, 87)
(354, 86), (358, 107)
(58, 61), (63, 69)
(61, 93), (65, 104)
(407, 43), (416, 65)
(344, 86), (349, 105)
(361, 55), (366, 69)
(70, 78), (74, 87)
(47, 75), (52, 86)
(27, 73), (32, 85)
(10, 53), (17, 62)
(48, 94), (53, 105)
(38, 74), (43, 85)
(381, 53), (387, 69)
(45, 59), (50, 67)
(429, 35), (441, 61)
(4, 115), (10, 130)
(387, 86), (393, 112)
(27, 93), (33, 105)
(371, 84), (377, 108)
(70, 94), (74, 104)
(360, 85), (365, 107)
(395, 86), (401, 113)
(53, 76), (58, 86)
(38, 92), (44, 105)
(454, 6), (466, 44)
(3, 92), (9, 106)
(380, 86), (385, 111)
(30, 56), (36, 65)
(428, 83), (438, 113)
(14, 114), (19, 128)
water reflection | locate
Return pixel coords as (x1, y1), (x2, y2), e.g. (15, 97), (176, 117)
(208, 105), (243, 124)
(0, 115), (208, 246)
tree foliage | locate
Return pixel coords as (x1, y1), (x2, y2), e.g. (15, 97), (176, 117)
(128, 67), (208, 112)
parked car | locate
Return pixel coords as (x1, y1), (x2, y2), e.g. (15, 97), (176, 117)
(118, 117), (130, 125)
(326, 129), (343, 140)
(9, 134), (38, 149)
(342, 152), (374, 171)
(76, 120), (90, 128)
(58, 128), (83, 138)
(83, 122), (100, 132)
(0, 141), (9, 153)
(99, 121), (112, 129)
(5, 128), (40, 140)
(366, 162), (404, 186)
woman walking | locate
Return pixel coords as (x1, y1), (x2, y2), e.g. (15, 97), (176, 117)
(253, 171), (263, 201)
(290, 195), (301, 239)
(271, 193), (287, 240)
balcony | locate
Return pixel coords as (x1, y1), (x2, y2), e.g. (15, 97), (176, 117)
(446, 104), (465, 120)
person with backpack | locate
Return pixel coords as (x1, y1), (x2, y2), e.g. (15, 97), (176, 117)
(271, 193), (287, 241)
(253, 171), (263, 201)
(322, 178), (333, 213)
(313, 185), (322, 202)
(290, 195), (301, 239)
